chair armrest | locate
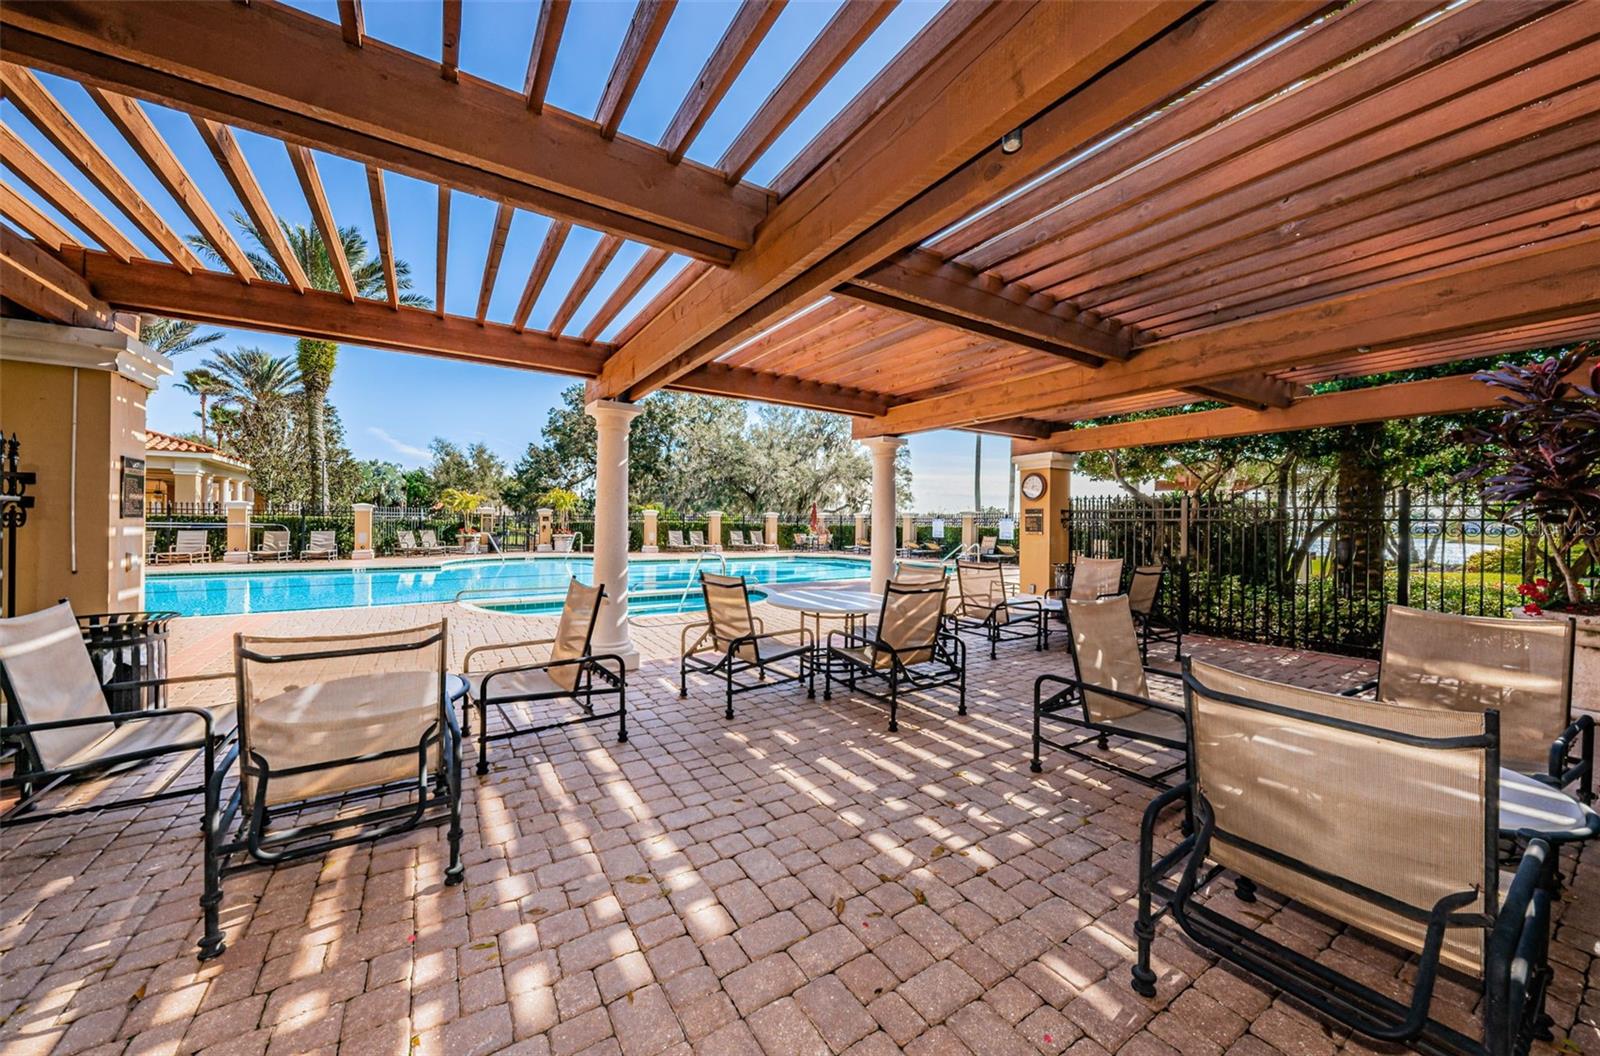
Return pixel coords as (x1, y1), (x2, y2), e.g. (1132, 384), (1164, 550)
(679, 621), (712, 657)
(827, 627), (874, 651)
(3, 704), (221, 740)
(463, 638), (556, 671)
(740, 627), (813, 650)
(1339, 677), (1380, 698)
(1037, 673), (1187, 722)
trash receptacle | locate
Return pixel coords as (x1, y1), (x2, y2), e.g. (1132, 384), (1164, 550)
(77, 610), (179, 713)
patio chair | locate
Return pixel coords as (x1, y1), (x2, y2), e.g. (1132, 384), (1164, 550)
(1052, 556), (1124, 602)
(397, 529), (427, 556)
(1031, 595), (1186, 787)
(419, 529), (449, 555)
(950, 560), (1043, 659)
(144, 529), (160, 565)
(727, 530), (751, 551)
(665, 529), (696, 552)
(249, 529), (291, 562)
(750, 529), (777, 552)
(688, 529), (715, 551)
(992, 542), (1018, 563)
(204, 621), (464, 960)
(917, 540), (944, 557)
(167, 529), (212, 564)
(978, 535), (999, 561)
(299, 529), (338, 560)
(823, 580), (965, 732)
(0, 601), (234, 826)
(1345, 605), (1589, 802)
(1128, 564), (1181, 660)
(461, 579), (625, 774)
(1135, 658), (1559, 1056)
(680, 572), (813, 718)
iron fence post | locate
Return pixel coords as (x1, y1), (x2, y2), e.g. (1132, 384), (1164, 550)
(1396, 485), (1411, 607)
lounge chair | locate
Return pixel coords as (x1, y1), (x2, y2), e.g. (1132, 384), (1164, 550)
(749, 529), (777, 552)
(688, 529), (716, 552)
(250, 529), (291, 562)
(204, 621), (464, 960)
(1128, 564), (1181, 660)
(299, 530), (338, 560)
(665, 530), (696, 553)
(1031, 595), (1187, 787)
(397, 529), (426, 556)
(163, 529), (211, 564)
(1135, 657), (1565, 1056)
(1344, 605), (1590, 802)
(992, 542), (1018, 563)
(680, 572), (813, 718)
(0, 601), (234, 826)
(823, 580), (965, 732)
(727, 530), (755, 551)
(144, 529), (160, 565)
(462, 579), (625, 775)
(977, 535), (999, 561)
(419, 529), (450, 555)
(950, 560), (1043, 659)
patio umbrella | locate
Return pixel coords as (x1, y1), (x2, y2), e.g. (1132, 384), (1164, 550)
(809, 503), (822, 537)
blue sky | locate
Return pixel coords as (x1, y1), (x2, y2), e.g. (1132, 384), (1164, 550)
(2, 0), (1111, 509)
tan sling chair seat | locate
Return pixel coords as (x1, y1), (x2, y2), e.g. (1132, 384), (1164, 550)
(680, 572), (813, 718)
(952, 560), (1043, 659)
(1134, 659), (1558, 1056)
(824, 579), (965, 732)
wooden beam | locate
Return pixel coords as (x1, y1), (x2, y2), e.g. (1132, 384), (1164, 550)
(596, 0), (676, 140)
(1011, 373), (1518, 455)
(548, 234), (622, 335)
(594, 0), (1281, 401)
(580, 246), (669, 343)
(193, 117), (311, 291)
(435, 185), (450, 318)
(1184, 373), (1305, 411)
(512, 219), (570, 332)
(365, 165), (397, 308)
(285, 144), (355, 301)
(336, 0), (363, 47)
(1, 0), (768, 262)
(834, 285), (1105, 367)
(523, 0), (570, 114)
(0, 123), (140, 263)
(662, 0), (785, 164)
(856, 234), (1600, 436)
(717, 0), (896, 183)
(671, 362), (890, 417)
(0, 64), (200, 272)
(440, 0), (462, 82)
(87, 87), (259, 282)
(476, 202), (514, 323)
(0, 180), (80, 250)
(1, 227), (114, 328)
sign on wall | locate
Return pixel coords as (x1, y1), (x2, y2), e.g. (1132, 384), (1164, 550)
(1024, 508), (1044, 534)
(931, 518), (945, 539)
(120, 456), (145, 518)
(998, 518), (1015, 541)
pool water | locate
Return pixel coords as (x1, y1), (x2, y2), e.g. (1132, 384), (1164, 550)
(145, 555), (868, 617)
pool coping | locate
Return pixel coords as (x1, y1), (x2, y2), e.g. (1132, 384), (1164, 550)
(145, 549), (867, 577)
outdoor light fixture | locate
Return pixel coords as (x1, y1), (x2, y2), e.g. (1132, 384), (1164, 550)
(1001, 128), (1023, 154)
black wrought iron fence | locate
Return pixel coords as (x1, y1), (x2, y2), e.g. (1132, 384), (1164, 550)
(1067, 486), (1590, 658)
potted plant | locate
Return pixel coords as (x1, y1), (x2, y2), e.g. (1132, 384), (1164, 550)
(437, 488), (486, 551)
(540, 488), (580, 552)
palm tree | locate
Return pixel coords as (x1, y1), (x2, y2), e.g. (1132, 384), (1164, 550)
(176, 367), (231, 444)
(139, 316), (225, 359)
(198, 348), (301, 417)
(192, 213), (427, 509)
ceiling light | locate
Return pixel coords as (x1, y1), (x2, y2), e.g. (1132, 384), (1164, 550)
(1001, 128), (1023, 154)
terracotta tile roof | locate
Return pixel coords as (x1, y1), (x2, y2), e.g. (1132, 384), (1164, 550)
(144, 430), (249, 468)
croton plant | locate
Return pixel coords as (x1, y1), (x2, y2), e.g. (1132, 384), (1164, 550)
(1456, 341), (1600, 614)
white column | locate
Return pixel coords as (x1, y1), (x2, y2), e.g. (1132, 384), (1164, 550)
(861, 436), (906, 592)
(586, 399), (643, 670)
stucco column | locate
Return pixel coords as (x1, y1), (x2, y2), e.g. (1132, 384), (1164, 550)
(173, 465), (204, 506)
(706, 511), (723, 552)
(861, 436), (905, 592)
(901, 514), (915, 552)
(853, 512), (867, 549)
(764, 512), (778, 550)
(1012, 452), (1076, 596)
(536, 508), (553, 551)
(351, 502), (375, 560)
(586, 399), (643, 670)
(223, 500), (251, 563)
(641, 508), (659, 553)
(961, 512), (977, 555)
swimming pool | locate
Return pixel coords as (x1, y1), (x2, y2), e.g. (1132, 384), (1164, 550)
(145, 555), (869, 617)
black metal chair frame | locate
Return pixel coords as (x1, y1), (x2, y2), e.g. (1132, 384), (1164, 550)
(679, 575), (814, 718)
(1135, 674), (1556, 1056)
(463, 585), (627, 776)
(822, 589), (967, 733)
(1128, 565), (1183, 662)
(1031, 669), (1187, 788)
(201, 627), (464, 961)
(951, 567), (1044, 660)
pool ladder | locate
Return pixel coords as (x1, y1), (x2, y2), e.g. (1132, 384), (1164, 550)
(676, 550), (729, 611)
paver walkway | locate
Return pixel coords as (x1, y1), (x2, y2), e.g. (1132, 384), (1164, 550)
(2, 600), (1594, 1056)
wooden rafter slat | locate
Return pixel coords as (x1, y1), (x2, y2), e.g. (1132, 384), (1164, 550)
(2, 226), (115, 329)
(476, 202), (515, 323)
(0, 122), (140, 262)
(336, 0), (364, 47)
(365, 165), (398, 309)
(0, 64), (197, 271)
(512, 218), (570, 332)
(548, 234), (622, 335)
(596, 1), (677, 140)
(440, 0), (462, 82)
(717, 0), (896, 183)
(435, 185), (450, 317)
(0, 179), (81, 250)
(523, 0), (571, 113)
(193, 117), (310, 292)
(661, 0), (783, 163)
(286, 143), (355, 301)
(87, 87), (258, 282)
(580, 246), (669, 343)
(611, 258), (708, 346)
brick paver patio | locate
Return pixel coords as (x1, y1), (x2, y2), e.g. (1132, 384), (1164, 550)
(2, 597), (1594, 1056)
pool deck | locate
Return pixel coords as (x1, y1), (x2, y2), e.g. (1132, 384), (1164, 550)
(145, 550), (872, 577)
(4, 598), (1593, 1056)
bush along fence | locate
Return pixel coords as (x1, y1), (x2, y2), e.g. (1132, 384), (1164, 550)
(1067, 484), (1594, 658)
(146, 505), (468, 560)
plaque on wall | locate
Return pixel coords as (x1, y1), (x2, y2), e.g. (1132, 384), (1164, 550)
(1024, 507), (1044, 534)
(120, 456), (145, 518)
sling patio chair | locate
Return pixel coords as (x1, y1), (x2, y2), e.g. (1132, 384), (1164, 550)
(727, 530), (756, 551)
(0, 601), (235, 827)
(665, 529), (697, 552)
(299, 529), (338, 560)
(951, 560), (1044, 659)
(1041, 555), (1125, 647)
(250, 529), (291, 562)
(203, 620), (464, 960)
(688, 529), (714, 551)
(1135, 657), (1560, 1056)
(823, 579), (966, 732)
(460, 579), (626, 775)
(680, 572), (814, 718)
(1128, 563), (1182, 661)
(750, 529), (777, 552)
(1031, 595), (1187, 787)
(418, 529), (451, 555)
(1344, 605), (1589, 802)
(978, 535), (1000, 561)
(166, 529), (212, 564)
(992, 542), (1018, 563)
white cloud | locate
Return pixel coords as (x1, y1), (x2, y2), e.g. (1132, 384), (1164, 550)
(367, 426), (430, 462)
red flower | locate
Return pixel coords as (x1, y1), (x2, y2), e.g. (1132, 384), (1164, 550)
(1516, 583), (1531, 596)
(1523, 602), (1544, 617)
(1534, 577), (1550, 589)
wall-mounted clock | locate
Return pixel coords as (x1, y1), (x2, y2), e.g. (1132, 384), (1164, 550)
(1020, 472), (1047, 501)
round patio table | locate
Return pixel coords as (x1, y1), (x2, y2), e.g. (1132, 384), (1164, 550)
(1498, 768), (1598, 841)
(763, 588), (883, 655)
